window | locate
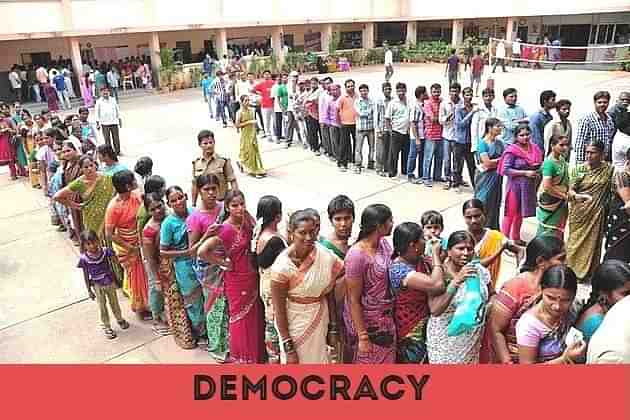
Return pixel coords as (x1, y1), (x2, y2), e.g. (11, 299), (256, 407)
(615, 24), (629, 44)
(596, 24), (614, 44)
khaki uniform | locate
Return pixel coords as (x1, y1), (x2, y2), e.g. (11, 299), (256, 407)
(192, 153), (236, 201)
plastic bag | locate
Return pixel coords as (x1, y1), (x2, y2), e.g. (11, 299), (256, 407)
(447, 258), (486, 336)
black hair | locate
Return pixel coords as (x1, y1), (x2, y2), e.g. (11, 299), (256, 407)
(111, 169), (136, 194)
(78, 154), (96, 168)
(303, 208), (320, 223)
(382, 81), (392, 90)
(415, 85), (427, 99)
(195, 173), (220, 189)
(520, 235), (565, 273)
(327, 194), (355, 221)
(593, 91), (611, 101)
(539, 90), (556, 107)
(481, 88), (495, 96)
(344, 79), (355, 87)
(44, 127), (66, 142)
(144, 191), (164, 212)
(144, 175), (166, 195)
(484, 117), (502, 135)
(446, 230), (475, 250)
(323, 76), (333, 83)
(513, 123), (531, 140)
(555, 99), (571, 110)
(503, 87), (517, 98)
(96, 144), (118, 162)
(450, 48), (456, 54)
(549, 135), (569, 149)
(356, 204), (392, 242)
(358, 83), (369, 91)
(197, 129), (215, 145)
(256, 195), (282, 231)
(540, 265), (578, 295)
(78, 106), (89, 114)
(288, 209), (315, 231)
(222, 189), (245, 221)
(430, 83), (441, 91)
(80, 229), (99, 244)
(165, 185), (185, 205)
(462, 86), (473, 95)
(616, 111), (630, 136)
(420, 210), (443, 228)
(588, 140), (606, 153)
(626, 147), (630, 162)
(62, 140), (78, 151)
(395, 82), (406, 90)
(462, 198), (485, 215)
(449, 82), (461, 92)
(582, 260), (630, 314)
(392, 222), (423, 259)
(134, 156), (153, 177)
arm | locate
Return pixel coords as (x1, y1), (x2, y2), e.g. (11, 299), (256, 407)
(142, 233), (160, 287)
(479, 242), (506, 268)
(488, 302), (516, 363)
(53, 184), (81, 210)
(270, 277), (298, 363)
(428, 265), (474, 316)
(541, 176), (568, 200)
(503, 152), (531, 178)
(82, 267), (95, 300)
(573, 118), (589, 165)
(479, 152), (498, 170)
(455, 107), (476, 130)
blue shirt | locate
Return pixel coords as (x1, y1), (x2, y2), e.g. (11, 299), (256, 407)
(454, 103), (476, 144)
(201, 77), (214, 98)
(498, 104), (527, 144)
(53, 74), (66, 91)
(529, 109), (553, 152)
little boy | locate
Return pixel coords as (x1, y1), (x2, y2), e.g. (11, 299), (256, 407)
(420, 210), (447, 257)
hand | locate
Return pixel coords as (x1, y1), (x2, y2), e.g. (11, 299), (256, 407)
(285, 351), (299, 364)
(118, 120), (122, 129)
(453, 265), (477, 287)
(68, 201), (83, 210)
(357, 337), (371, 355)
(88, 290), (96, 300)
(525, 170), (538, 178)
(564, 340), (587, 362)
(430, 239), (442, 260)
(206, 223), (220, 237)
(327, 330), (339, 348)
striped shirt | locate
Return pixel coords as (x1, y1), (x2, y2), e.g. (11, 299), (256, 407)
(354, 97), (375, 131)
(423, 97), (443, 140)
(375, 96), (392, 133)
(410, 100), (425, 140)
(574, 111), (615, 164)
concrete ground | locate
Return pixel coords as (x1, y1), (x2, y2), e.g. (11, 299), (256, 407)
(1, 63), (628, 363)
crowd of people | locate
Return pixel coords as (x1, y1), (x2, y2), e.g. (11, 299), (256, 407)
(2, 55), (630, 364)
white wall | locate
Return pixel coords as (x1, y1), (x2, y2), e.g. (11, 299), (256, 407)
(0, 1), (64, 34)
(71, 0), (146, 30)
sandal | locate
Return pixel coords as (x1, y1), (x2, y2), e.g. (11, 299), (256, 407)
(118, 319), (130, 330)
(152, 324), (172, 336)
(104, 328), (117, 339)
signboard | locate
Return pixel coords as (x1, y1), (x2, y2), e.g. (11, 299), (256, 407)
(304, 31), (322, 52)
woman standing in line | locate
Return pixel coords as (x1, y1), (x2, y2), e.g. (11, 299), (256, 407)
(61, 140), (84, 246)
(536, 136), (570, 238)
(235, 95), (266, 178)
(473, 117), (505, 230)
(343, 204), (396, 363)
(604, 148), (630, 262)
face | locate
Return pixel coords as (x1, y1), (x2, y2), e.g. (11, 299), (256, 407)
(34, 116), (43, 126)
(79, 110), (89, 121)
(552, 138), (570, 156)
(448, 240), (474, 266)
(345, 81), (355, 96)
(463, 90), (473, 102)
(62, 144), (78, 160)
(102, 89), (110, 99)
(383, 85), (392, 98)
(248, 73), (254, 82)
(147, 199), (166, 221)
(291, 219), (317, 252)
(227, 195), (246, 220)
(505, 92), (517, 105)
(515, 128), (530, 145)
(541, 287), (574, 319)
(558, 104), (570, 119)
(430, 86), (441, 99)
(396, 87), (406, 100)
(378, 217), (394, 237)
(200, 183), (218, 204)
(242, 96), (250, 107)
(607, 282), (630, 306)
(544, 96), (556, 109)
(585, 145), (603, 165)
(81, 158), (97, 177)
(281, 74), (288, 84)
(310, 80), (318, 90)
(423, 224), (443, 240)
(331, 86), (340, 98)
(240, 72), (246, 81)
(84, 239), (100, 254)
(331, 210), (353, 240)
(483, 91), (495, 106)
(199, 136), (215, 155)
(595, 97), (609, 114)
(449, 88), (460, 101)
(359, 87), (369, 99)
(53, 143), (64, 160)
(263, 72), (271, 80)
(167, 190), (187, 213)
(619, 93), (630, 109)
(490, 122), (503, 137)
(464, 208), (485, 232)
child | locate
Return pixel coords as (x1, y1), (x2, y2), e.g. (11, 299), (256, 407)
(420, 210), (447, 257)
(77, 230), (130, 339)
(134, 156), (153, 191)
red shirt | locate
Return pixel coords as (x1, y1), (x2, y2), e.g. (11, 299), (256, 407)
(254, 79), (275, 109)
(423, 97), (443, 140)
(471, 56), (484, 76)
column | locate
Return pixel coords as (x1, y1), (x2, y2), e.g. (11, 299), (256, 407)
(362, 22), (375, 49)
(505, 17), (516, 42)
(61, 0), (73, 31)
(451, 19), (464, 47)
(321, 23), (333, 53)
(271, 26), (285, 65)
(216, 28), (228, 59)
(69, 37), (84, 101)
(406, 21), (417, 46)
(149, 32), (162, 87)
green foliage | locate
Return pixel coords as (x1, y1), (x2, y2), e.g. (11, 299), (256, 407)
(190, 67), (202, 87)
(160, 48), (175, 70)
(329, 31), (340, 55)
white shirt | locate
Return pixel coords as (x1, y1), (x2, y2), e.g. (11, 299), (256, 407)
(496, 42), (506, 59)
(612, 131), (630, 172)
(234, 80), (251, 102)
(587, 296), (630, 364)
(385, 98), (410, 135)
(470, 102), (498, 152)
(512, 41), (521, 54)
(439, 99), (459, 141)
(8, 71), (21, 89)
(95, 97), (121, 126)
(384, 50), (393, 66)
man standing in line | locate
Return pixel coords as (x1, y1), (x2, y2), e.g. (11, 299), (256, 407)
(8, 66), (22, 102)
(318, 77), (333, 158)
(511, 38), (521, 68)
(285, 71), (303, 148)
(492, 40), (507, 73)
(213, 70), (229, 128)
(201, 72), (215, 119)
(608, 91), (630, 138)
(326, 84), (342, 167)
(36, 64), (49, 102)
(497, 88), (528, 144)
(439, 83), (461, 189)
(107, 66), (120, 102)
(53, 69), (72, 110)
(354, 83), (376, 173)
(385, 82), (410, 178)
(544, 99), (572, 158)
(471, 88), (497, 154)
(384, 44), (394, 82)
(422, 83), (443, 187)
(337, 79), (358, 172)
(254, 70), (276, 141)
(375, 82), (393, 176)
(95, 87), (122, 156)
(529, 90), (556, 152)
(470, 49), (484, 97)
(445, 49), (460, 88)
(304, 77), (322, 155)
(574, 91), (615, 164)
(453, 87), (479, 192)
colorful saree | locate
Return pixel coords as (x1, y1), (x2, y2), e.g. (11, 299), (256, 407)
(536, 155), (569, 238)
(475, 229), (506, 288)
(604, 171), (630, 263)
(271, 244), (343, 364)
(68, 174), (115, 240)
(238, 107), (265, 175)
(567, 162), (614, 281)
(158, 256), (195, 349)
(474, 139), (504, 230)
(105, 193), (149, 313)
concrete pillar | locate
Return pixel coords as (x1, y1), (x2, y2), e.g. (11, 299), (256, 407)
(149, 32), (162, 87)
(216, 29), (228, 59)
(271, 26), (285, 64)
(506, 17), (516, 42)
(451, 19), (464, 47)
(406, 21), (417, 46)
(61, 0), (73, 31)
(68, 37), (84, 101)
(321, 24), (333, 53)
(362, 22), (375, 49)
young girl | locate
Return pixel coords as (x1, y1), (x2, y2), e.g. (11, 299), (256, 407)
(77, 230), (130, 339)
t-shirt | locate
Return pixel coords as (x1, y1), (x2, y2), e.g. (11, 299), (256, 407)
(447, 55), (459, 73)
(254, 79), (275, 109)
(471, 56), (484, 76)
(77, 248), (115, 286)
(385, 98), (410, 135)
(384, 50), (393, 66)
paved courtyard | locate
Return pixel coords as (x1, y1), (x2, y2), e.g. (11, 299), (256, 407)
(1, 63), (628, 363)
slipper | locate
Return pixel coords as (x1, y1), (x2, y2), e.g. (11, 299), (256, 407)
(104, 328), (117, 339)
(152, 324), (171, 336)
(118, 319), (130, 330)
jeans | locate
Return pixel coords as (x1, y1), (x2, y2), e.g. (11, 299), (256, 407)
(102, 124), (121, 155)
(32, 84), (41, 103)
(453, 142), (476, 187)
(215, 98), (228, 125)
(443, 139), (455, 181)
(306, 116), (320, 151)
(56, 88), (71, 109)
(492, 58), (507, 73)
(329, 125), (341, 159)
(388, 131), (409, 177)
(355, 129), (375, 168)
(448, 71), (458, 88)
(274, 111), (284, 140)
(110, 87), (119, 102)
(339, 124), (356, 167)
(286, 111), (301, 145)
(376, 131), (391, 173)
(320, 123), (331, 155)
(407, 137), (424, 178)
(206, 95), (215, 118)
(261, 107), (274, 138)
(422, 139), (444, 183)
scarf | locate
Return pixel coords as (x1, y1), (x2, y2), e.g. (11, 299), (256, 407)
(498, 142), (543, 176)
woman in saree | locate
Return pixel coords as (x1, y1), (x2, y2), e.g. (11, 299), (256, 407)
(80, 74), (94, 108)
(426, 231), (492, 364)
(474, 117), (505, 230)
(499, 123), (543, 246)
(567, 141), (614, 282)
(487, 235), (565, 363)
(0, 110), (25, 180)
(187, 174), (228, 362)
(198, 190), (265, 363)
(61, 140), (84, 246)
(389, 222), (445, 363)
(235, 95), (266, 178)
(160, 186), (206, 344)
(270, 210), (343, 364)
(604, 148), (630, 262)
(105, 170), (150, 318)
(255, 195), (286, 364)
(343, 204), (396, 364)
(516, 265), (586, 364)
(537, 136), (570, 238)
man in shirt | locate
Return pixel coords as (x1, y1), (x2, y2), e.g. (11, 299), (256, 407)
(574, 90), (615, 164)
(201, 72), (215, 119)
(453, 87), (479, 192)
(78, 106), (98, 151)
(8, 66), (22, 102)
(422, 83), (443, 186)
(318, 77), (333, 158)
(375, 82), (393, 176)
(271, 73), (288, 143)
(325, 84), (342, 168)
(470, 49), (484, 97)
(470, 88), (497, 153)
(445, 49), (460, 88)
(53, 70), (72, 110)
(439, 83), (461, 189)
(191, 129), (238, 205)
(384, 44), (394, 82)
(511, 38), (521, 68)
(529, 90), (556, 152)
(254, 70), (276, 141)
(95, 87), (122, 156)
(285, 71), (303, 148)
(213, 71), (229, 128)
(608, 91), (630, 138)
(304, 77), (322, 155)
(492, 40), (507, 73)
(587, 295), (630, 364)
(337, 79), (358, 171)
(544, 99), (572, 158)
(36, 65), (49, 102)
(497, 87), (528, 144)
(354, 83), (375, 173)
(107, 67), (120, 102)
(408, 85), (427, 183)
(385, 82), (410, 178)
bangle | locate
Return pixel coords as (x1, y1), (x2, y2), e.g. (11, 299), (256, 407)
(357, 331), (369, 340)
(446, 284), (459, 295)
(282, 338), (296, 353)
(433, 264), (443, 270)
